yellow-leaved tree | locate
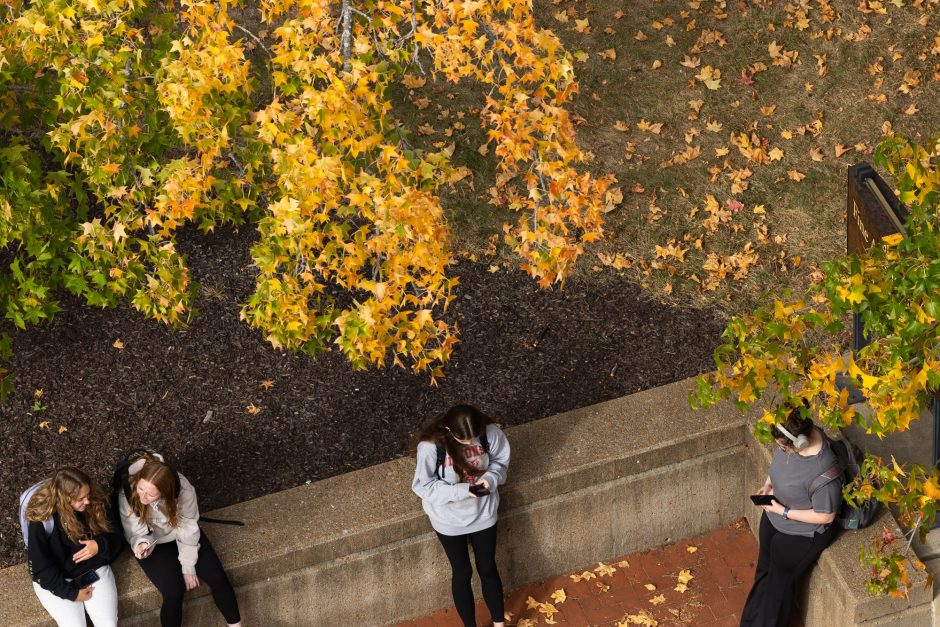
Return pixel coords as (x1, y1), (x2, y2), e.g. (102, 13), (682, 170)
(0, 0), (615, 392)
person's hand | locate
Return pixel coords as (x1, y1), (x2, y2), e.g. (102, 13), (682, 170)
(756, 483), (774, 496)
(76, 585), (94, 602)
(761, 500), (786, 516)
(184, 574), (200, 591)
(73, 539), (99, 563)
(134, 542), (154, 560)
(477, 479), (490, 491)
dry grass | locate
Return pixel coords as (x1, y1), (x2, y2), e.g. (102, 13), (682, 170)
(397, 0), (940, 314)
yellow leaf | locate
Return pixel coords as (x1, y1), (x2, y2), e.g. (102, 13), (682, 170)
(526, 596), (540, 609)
(787, 170), (806, 182)
(596, 581), (610, 592)
(687, 545), (698, 553)
(677, 569), (694, 584)
(39, 421), (50, 429)
(644, 583), (657, 591)
(550, 588), (567, 604)
(113, 339), (125, 349)
(574, 18), (591, 33)
(650, 594), (666, 605)
(882, 233), (903, 246)
(58, 425), (68, 434)
(402, 75), (426, 89)
(260, 380), (274, 390)
(892, 456), (907, 478)
(246, 403), (263, 415)
(674, 582), (689, 593)
(595, 561), (617, 576)
(599, 48), (617, 60)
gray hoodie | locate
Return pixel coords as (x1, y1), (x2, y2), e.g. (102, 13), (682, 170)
(412, 423), (510, 536)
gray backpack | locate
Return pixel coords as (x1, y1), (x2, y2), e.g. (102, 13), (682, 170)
(19, 480), (54, 546)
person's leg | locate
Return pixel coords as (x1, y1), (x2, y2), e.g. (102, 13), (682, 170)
(745, 523), (838, 627)
(436, 531), (476, 627)
(137, 542), (187, 627)
(771, 524), (840, 627)
(469, 524), (505, 625)
(740, 513), (777, 626)
(81, 565), (119, 627)
(193, 533), (241, 625)
(31, 582), (88, 627)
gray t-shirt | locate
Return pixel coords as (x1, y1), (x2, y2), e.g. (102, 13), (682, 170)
(768, 430), (842, 537)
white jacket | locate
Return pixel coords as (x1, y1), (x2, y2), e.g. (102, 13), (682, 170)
(119, 472), (201, 575)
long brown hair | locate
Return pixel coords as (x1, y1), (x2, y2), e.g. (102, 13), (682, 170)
(26, 467), (112, 543)
(130, 457), (181, 528)
(413, 404), (493, 481)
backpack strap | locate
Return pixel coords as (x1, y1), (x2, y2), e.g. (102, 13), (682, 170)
(435, 445), (446, 480)
(480, 429), (490, 457)
(810, 464), (842, 494)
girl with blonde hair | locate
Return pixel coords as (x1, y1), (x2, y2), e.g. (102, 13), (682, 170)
(25, 467), (122, 627)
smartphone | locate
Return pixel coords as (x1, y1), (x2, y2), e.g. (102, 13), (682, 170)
(750, 494), (778, 507)
(469, 483), (490, 496)
(72, 569), (100, 590)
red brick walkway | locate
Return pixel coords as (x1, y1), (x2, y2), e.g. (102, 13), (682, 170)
(396, 519), (760, 626)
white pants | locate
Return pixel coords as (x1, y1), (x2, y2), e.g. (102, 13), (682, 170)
(32, 564), (118, 627)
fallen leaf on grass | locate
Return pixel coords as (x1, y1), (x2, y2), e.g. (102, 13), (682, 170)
(599, 48), (617, 60)
(402, 75), (426, 89)
(574, 18), (590, 33)
(613, 120), (631, 132)
(904, 103), (919, 115)
(810, 148), (824, 161)
(787, 170), (806, 181)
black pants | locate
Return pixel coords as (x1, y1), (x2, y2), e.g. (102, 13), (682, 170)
(740, 513), (839, 627)
(436, 524), (505, 627)
(137, 532), (241, 627)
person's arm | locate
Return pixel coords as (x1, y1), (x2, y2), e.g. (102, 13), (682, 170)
(119, 492), (155, 558)
(478, 425), (510, 490)
(412, 442), (471, 503)
(27, 520), (78, 601)
(92, 517), (125, 563)
(762, 501), (836, 525)
(174, 476), (202, 576)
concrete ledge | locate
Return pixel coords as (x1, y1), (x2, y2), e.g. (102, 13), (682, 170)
(0, 376), (931, 626)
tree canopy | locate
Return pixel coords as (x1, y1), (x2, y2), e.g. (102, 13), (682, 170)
(0, 0), (615, 394)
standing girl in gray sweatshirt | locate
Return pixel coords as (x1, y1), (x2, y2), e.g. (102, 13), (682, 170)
(412, 404), (510, 627)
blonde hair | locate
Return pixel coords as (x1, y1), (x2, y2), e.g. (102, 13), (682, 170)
(130, 457), (181, 528)
(26, 467), (112, 543)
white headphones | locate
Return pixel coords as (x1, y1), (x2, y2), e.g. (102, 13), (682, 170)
(776, 423), (810, 451)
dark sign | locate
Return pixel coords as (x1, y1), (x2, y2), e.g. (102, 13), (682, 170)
(846, 163), (907, 255)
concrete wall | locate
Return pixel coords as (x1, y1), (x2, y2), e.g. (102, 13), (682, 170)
(0, 377), (931, 626)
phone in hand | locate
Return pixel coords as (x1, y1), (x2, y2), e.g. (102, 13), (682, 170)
(750, 494), (779, 507)
(72, 569), (100, 590)
(469, 483), (490, 497)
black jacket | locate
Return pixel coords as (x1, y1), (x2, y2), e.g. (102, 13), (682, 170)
(27, 511), (122, 600)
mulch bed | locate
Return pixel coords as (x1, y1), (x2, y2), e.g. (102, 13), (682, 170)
(0, 226), (726, 567)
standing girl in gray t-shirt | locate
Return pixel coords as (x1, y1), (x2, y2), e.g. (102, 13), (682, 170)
(741, 406), (842, 627)
(412, 405), (510, 627)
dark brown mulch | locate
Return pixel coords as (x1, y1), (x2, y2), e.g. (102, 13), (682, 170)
(0, 226), (726, 567)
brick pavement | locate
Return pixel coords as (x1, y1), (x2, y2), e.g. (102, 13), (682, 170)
(395, 519), (781, 627)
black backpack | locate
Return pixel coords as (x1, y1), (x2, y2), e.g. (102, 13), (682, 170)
(435, 430), (490, 480)
(112, 449), (243, 527)
(810, 435), (880, 530)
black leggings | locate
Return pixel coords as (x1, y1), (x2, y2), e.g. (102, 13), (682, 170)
(436, 524), (505, 627)
(740, 513), (839, 627)
(137, 532), (241, 627)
